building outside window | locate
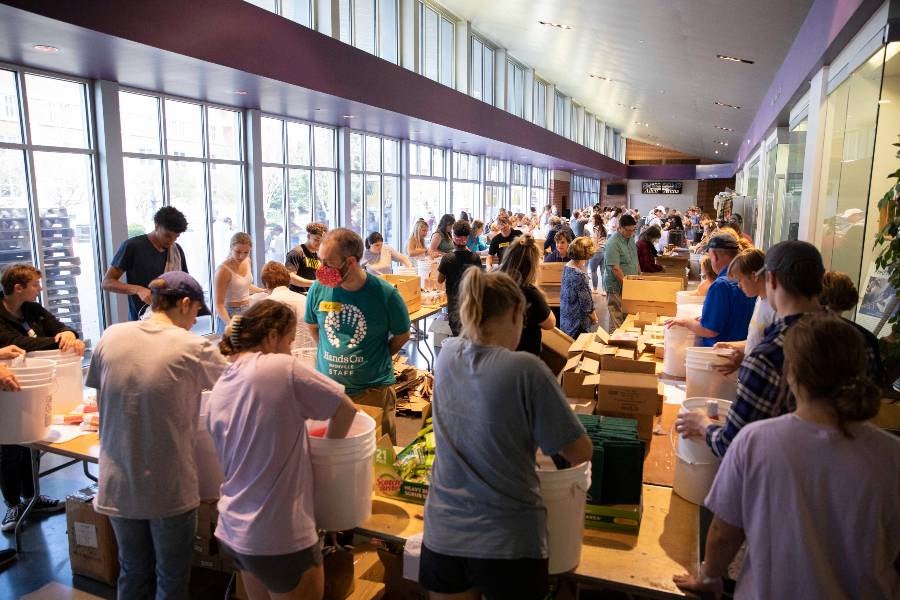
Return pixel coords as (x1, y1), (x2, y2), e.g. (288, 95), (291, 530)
(339, 0), (399, 63)
(418, 2), (454, 87)
(571, 175), (599, 210)
(350, 132), (400, 246)
(533, 78), (547, 128)
(243, 0), (314, 28)
(530, 166), (548, 209)
(506, 59), (526, 118)
(509, 163), (528, 215)
(471, 35), (495, 106)
(120, 90), (246, 334)
(554, 91), (567, 136)
(451, 151), (480, 219)
(0, 69), (103, 354)
(258, 115), (337, 269)
(409, 142), (447, 239)
(483, 157), (507, 220)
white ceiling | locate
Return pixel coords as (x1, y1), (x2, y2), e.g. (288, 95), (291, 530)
(437, 0), (814, 161)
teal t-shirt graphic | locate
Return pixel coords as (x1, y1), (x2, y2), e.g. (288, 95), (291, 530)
(305, 273), (411, 394)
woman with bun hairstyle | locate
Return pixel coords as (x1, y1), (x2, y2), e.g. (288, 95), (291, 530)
(560, 236), (598, 337)
(361, 231), (413, 275)
(207, 300), (357, 600)
(675, 314), (900, 599)
(498, 235), (555, 356)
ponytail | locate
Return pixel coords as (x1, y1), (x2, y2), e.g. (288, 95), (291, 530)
(218, 300), (296, 356)
(498, 235), (541, 286)
(458, 269), (524, 342)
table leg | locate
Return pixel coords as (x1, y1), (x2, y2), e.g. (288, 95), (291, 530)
(83, 460), (97, 483)
(13, 449), (41, 553)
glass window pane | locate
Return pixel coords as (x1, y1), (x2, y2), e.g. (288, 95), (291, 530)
(288, 168), (312, 248)
(451, 181), (477, 220)
(484, 47), (494, 105)
(355, 0), (376, 54)
(120, 92), (161, 155)
(379, 0), (398, 63)
(410, 145), (420, 176)
(282, 0), (312, 26)
(0, 149), (34, 269)
(287, 121), (311, 165)
(440, 18), (454, 87)
(0, 71), (22, 144)
(123, 157), (164, 236)
(262, 166), (286, 263)
(365, 174), (381, 236)
(472, 39), (483, 100)
(164, 100), (203, 157)
(314, 170), (336, 228)
(350, 133), (363, 171)
(313, 126), (335, 168)
(207, 108), (241, 161)
(167, 161), (209, 289)
(432, 148), (444, 178)
(383, 139), (399, 174)
(418, 145), (431, 177)
(424, 7), (439, 81)
(339, 0), (352, 43)
(209, 163), (244, 266)
(365, 136), (381, 172)
(245, 0), (277, 10)
(409, 178), (444, 232)
(383, 175), (398, 246)
(24, 75), (89, 149)
(33, 151), (101, 349)
(261, 117), (284, 164)
(350, 173), (363, 233)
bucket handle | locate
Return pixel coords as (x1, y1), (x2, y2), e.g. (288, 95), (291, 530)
(669, 425), (719, 467)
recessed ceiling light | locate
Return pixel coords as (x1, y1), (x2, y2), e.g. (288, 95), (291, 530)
(232, 90), (248, 95)
(716, 54), (755, 65)
(714, 101), (742, 109)
(655, 143), (661, 146)
(32, 44), (59, 53)
(539, 20), (572, 30)
(714, 150), (719, 154)
(658, 89), (666, 94)
(714, 140), (729, 146)
(343, 115), (355, 119)
(313, 108), (323, 111)
(630, 106), (639, 110)
(714, 125), (736, 132)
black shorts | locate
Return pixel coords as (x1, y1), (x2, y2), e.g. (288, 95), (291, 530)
(219, 539), (323, 594)
(419, 544), (549, 600)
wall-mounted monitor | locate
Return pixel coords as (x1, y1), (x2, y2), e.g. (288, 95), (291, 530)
(606, 183), (626, 196)
(641, 181), (683, 194)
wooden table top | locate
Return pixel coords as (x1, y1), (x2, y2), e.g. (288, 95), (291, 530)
(408, 303), (446, 323)
(32, 432), (100, 463)
(644, 403), (678, 488)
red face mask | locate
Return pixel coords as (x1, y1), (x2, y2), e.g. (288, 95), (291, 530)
(315, 261), (347, 288)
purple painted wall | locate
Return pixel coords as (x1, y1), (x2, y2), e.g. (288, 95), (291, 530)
(627, 164), (699, 180)
(733, 0), (883, 169)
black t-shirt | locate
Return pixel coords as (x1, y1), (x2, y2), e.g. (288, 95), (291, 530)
(516, 284), (551, 356)
(438, 249), (483, 335)
(285, 244), (320, 292)
(488, 230), (522, 262)
(110, 234), (188, 320)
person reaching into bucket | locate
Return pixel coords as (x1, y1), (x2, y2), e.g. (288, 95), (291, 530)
(674, 314), (899, 598)
(420, 268), (592, 600)
(208, 300), (357, 600)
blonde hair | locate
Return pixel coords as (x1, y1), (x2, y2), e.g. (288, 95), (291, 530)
(219, 300), (296, 357)
(728, 248), (765, 279)
(230, 232), (252, 247)
(568, 236), (596, 261)
(700, 255), (716, 281)
(718, 226), (753, 251)
(408, 219), (427, 250)
(499, 235), (541, 286)
(459, 269), (525, 342)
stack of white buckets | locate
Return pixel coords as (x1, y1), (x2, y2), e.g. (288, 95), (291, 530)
(28, 349), (85, 415)
(0, 357), (56, 444)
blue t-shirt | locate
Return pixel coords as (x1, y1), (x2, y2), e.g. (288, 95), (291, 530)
(304, 274), (410, 394)
(699, 266), (757, 346)
(423, 337), (586, 560)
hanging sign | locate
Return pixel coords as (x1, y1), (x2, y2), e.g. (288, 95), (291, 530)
(641, 181), (683, 194)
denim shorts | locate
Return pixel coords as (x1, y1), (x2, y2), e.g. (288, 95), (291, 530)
(219, 539), (323, 593)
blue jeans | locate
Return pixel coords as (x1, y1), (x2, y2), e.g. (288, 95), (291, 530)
(215, 304), (245, 334)
(109, 509), (197, 600)
(588, 251), (605, 289)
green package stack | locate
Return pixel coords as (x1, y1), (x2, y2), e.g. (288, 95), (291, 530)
(576, 414), (644, 505)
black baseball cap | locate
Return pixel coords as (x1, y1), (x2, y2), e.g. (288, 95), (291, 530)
(152, 271), (211, 316)
(764, 240), (824, 275)
(707, 234), (739, 251)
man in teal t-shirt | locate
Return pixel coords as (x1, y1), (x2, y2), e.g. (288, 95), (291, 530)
(603, 214), (640, 328)
(305, 228), (411, 443)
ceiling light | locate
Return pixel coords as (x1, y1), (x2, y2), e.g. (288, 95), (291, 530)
(343, 115), (355, 119)
(714, 140), (729, 146)
(590, 74), (610, 81)
(715, 101), (742, 109)
(232, 90), (248, 95)
(313, 108), (323, 111)
(716, 54), (754, 65)
(538, 20), (572, 30)
(630, 106), (639, 110)
(714, 125), (736, 132)
(32, 44), (59, 53)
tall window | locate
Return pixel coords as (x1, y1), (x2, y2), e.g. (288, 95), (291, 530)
(243, 0), (314, 28)
(533, 79), (547, 127)
(484, 157), (507, 220)
(510, 163), (528, 214)
(530, 167), (548, 208)
(451, 151), (480, 219)
(258, 116), (337, 266)
(554, 91), (567, 136)
(418, 2), (454, 87)
(471, 36), (495, 105)
(783, 119), (806, 241)
(572, 175), (599, 209)
(584, 113), (595, 149)
(339, 0), (399, 63)
(506, 59), (526, 118)
(349, 132), (400, 246)
(569, 102), (580, 142)
(120, 90), (245, 333)
(0, 70), (102, 354)
(409, 143), (447, 239)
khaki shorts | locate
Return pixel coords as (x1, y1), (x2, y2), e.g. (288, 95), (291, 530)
(350, 385), (397, 445)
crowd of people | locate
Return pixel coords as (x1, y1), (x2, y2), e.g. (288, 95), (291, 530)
(0, 199), (895, 600)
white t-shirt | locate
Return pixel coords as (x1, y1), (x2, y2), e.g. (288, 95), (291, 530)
(706, 414), (900, 599)
(85, 320), (228, 519)
(744, 297), (776, 355)
(250, 286), (316, 350)
(207, 352), (345, 555)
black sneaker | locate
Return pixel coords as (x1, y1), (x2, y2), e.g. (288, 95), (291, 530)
(29, 495), (64, 514)
(1, 504), (23, 533)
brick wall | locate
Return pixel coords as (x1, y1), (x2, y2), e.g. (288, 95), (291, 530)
(697, 177), (736, 217)
(600, 178), (627, 208)
(549, 179), (570, 214)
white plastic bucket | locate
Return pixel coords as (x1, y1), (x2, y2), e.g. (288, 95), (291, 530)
(28, 351), (83, 415)
(672, 398), (732, 504)
(685, 348), (738, 401)
(195, 391), (225, 501)
(537, 462), (591, 574)
(0, 382), (53, 443)
(663, 326), (695, 378)
(676, 290), (705, 305)
(6, 358), (56, 375)
(307, 411), (376, 531)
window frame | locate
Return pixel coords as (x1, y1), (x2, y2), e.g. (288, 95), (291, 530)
(417, 1), (455, 87)
(340, 0), (399, 63)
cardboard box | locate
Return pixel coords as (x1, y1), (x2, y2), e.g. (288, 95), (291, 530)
(561, 355), (601, 399)
(536, 261), (564, 285)
(539, 284), (561, 305)
(634, 312), (658, 328)
(621, 276), (683, 315)
(589, 371), (660, 416)
(66, 486), (119, 586)
(568, 398), (597, 415)
(382, 274), (422, 313)
(583, 340), (617, 361)
(608, 330), (640, 348)
(541, 327), (574, 374)
(373, 435), (429, 504)
(600, 354), (656, 375)
(568, 332), (595, 356)
(594, 408), (655, 445)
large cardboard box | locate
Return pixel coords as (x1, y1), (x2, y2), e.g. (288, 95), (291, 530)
(541, 327), (574, 374)
(600, 353), (656, 375)
(382, 274), (422, 313)
(536, 261), (564, 285)
(568, 332), (595, 356)
(589, 371), (659, 416)
(560, 355), (601, 399)
(539, 284), (561, 305)
(621, 276), (682, 316)
(66, 486), (119, 586)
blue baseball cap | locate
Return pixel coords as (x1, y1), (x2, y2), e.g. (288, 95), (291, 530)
(151, 271), (211, 316)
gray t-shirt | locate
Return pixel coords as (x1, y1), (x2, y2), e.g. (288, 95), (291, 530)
(423, 337), (586, 560)
(86, 320), (228, 519)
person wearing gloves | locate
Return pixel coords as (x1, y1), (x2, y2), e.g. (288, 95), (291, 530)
(420, 268), (592, 600)
(208, 300), (357, 600)
(361, 232), (413, 275)
(86, 272), (228, 599)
